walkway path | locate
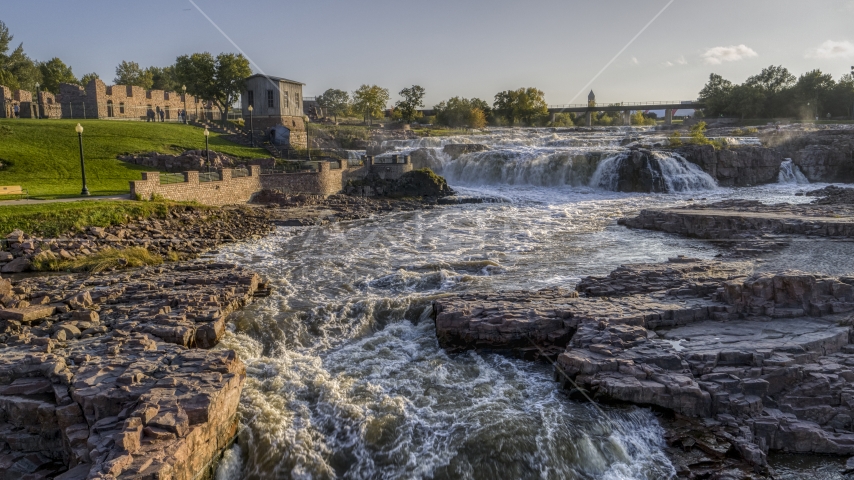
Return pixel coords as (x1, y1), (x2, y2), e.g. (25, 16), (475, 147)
(0, 194), (131, 207)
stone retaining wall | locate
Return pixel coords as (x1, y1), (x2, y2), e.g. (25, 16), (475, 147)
(129, 156), (415, 205)
(130, 166), (264, 206)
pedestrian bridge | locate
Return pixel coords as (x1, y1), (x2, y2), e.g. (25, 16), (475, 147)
(547, 100), (705, 125)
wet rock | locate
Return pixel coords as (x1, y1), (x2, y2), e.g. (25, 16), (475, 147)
(434, 258), (854, 475)
(442, 144), (489, 158)
(0, 261), (261, 478)
(1, 256), (31, 273)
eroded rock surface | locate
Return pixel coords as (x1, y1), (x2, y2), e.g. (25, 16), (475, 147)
(0, 263), (265, 479)
(433, 258), (854, 476)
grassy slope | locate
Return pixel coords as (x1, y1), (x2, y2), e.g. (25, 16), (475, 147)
(0, 119), (269, 198)
(0, 200), (208, 237)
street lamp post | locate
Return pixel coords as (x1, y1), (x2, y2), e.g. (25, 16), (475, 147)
(248, 105), (254, 147)
(76, 123), (90, 196)
(182, 85), (188, 124)
(204, 127), (211, 174)
(35, 83), (41, 119)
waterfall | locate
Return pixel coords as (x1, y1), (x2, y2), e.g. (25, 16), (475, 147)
(588, 151), (716, 193)
(778, 158), (809, 184)
(655, 152), (718, 192)
(588, 153), (625, 191)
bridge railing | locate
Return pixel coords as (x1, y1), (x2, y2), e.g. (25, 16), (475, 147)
(547, 100), (702, 109)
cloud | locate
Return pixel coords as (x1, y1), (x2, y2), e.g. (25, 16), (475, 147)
(663, 55), (687, 67)
(806, 40), (854, 59)
(702, 45), (758, 65)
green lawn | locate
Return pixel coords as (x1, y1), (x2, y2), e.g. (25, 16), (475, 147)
(0, 119), (270, 198)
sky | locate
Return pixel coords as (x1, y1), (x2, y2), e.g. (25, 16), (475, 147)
(2, 0), (854, 107)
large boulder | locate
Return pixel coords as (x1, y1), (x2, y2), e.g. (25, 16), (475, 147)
(389, 169), (454, 198)
(1, 256), (30, 273)
(442, 144), (489, 159)
(678, 145), (783, 186)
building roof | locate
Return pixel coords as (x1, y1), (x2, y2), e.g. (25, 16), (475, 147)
(588, 90), (595, 99)
(245, 74), (305, 86)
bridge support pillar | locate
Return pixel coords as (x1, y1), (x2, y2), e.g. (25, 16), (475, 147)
(624, 110), (631, 126)
(665, 109), (673, 126)
(550, 112), (556, 124)
(586, 111), (592, 127)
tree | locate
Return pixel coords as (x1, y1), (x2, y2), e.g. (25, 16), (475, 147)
(493, 87), (548, 126)
(114, 61), (153, 89)
(795, 69), (835, 118)
(0, 21), (41, 91)
(395, 85), (425, 123)
(174, 52), (251, 124)
(352, 84), (389, 125)
(147, 66), (180, 92)
(727, 84), (766, 119)
(38, 57), (76, 93)
(698, 73), (734, 117)
(830, 73), (854, 118)
(434, 97), (490, 128)
(316, 88), (350, 123)
(745, 65), (795, 118)
(79, 72), (99, 86)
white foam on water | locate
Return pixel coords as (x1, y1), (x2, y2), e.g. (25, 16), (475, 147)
(778, 159), (809, 184)
(212, 126), (845, 479)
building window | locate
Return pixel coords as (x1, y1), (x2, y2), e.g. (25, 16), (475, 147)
(267, 90), (275, 108)
(107, 100), (114, 118)
(119, 102), (125, 114)
(247, 90), (254, 107)
(296, 93), (300, 105)
(284, 92), (289, 109)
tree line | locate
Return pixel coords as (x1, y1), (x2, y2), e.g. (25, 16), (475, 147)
(698, 65), (854, 119)
(316, 85), (558, 128)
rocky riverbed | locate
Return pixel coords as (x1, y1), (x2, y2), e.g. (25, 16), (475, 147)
(0, 190), (486, 479)
(431, 186), (854, 478)
(434, 257), (854, 477)
(0, 262), (264, 479)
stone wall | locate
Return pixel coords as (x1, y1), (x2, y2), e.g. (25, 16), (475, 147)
(259, 161), (345, 196)
(0, 86), (34, 118)
(0, 80), (203, 121)
(130, 166), (264, 205)
(128, 157), (415, 205)
(129, 162), (350, 204)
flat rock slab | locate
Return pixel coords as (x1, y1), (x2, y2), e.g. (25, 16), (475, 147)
(660, 316), (850, 360)
(0, 305), (56, 322)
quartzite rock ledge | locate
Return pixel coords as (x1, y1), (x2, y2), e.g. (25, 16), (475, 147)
(433, 258), (854, 477)
(0, 262), (268, 479)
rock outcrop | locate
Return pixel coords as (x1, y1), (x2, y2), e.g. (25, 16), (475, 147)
(442, 144), (489, 158)
(0, 262), (266, 479)
(762, 129), (854, 183)
(118, 151), (275, 173)
(433, 258), (854, 475)
(0, 205), (276, 274)
(677, 145), (782, 187)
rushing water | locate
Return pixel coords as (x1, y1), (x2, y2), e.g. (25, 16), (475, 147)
(214, 127), (847, 479)
(778, 158), (810, 184)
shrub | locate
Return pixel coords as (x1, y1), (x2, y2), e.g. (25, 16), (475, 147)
(32, 246), (163, 273)
(668, 132), (683, 147)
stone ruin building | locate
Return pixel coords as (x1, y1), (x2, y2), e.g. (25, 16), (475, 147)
(0, 79), (206, 121)
(241, 74), (307, 148)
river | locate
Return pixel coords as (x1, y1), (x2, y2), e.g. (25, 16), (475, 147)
(213, 127), (848, 479)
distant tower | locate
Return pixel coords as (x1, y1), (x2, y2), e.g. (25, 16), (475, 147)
(588, 90), (596, 107)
